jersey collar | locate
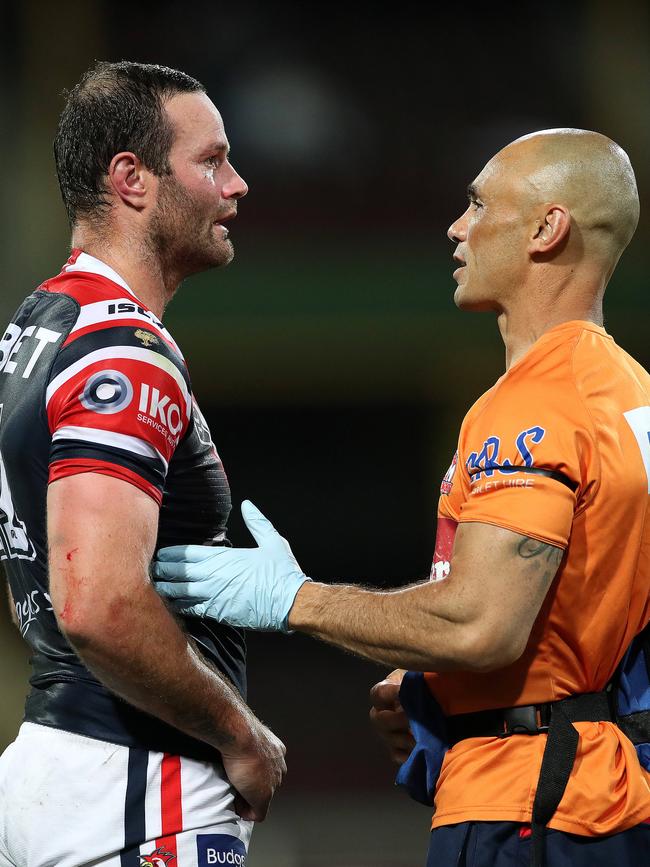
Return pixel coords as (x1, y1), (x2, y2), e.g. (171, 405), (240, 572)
(62, 249), (139, 300)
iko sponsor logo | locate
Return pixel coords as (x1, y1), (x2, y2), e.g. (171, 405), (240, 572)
(137, 384), (183, 445)
(0, 323), (61, 379)
(80, 370), (134, 414)
(196, 835), (246, 867)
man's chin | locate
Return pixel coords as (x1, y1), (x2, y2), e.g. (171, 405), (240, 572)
(453, 283), (495, 313)
(172, 240), (235, 279)
(453, 283), (471, 310)
(196, 238), (235, 271)
(211, 238), (235, 267)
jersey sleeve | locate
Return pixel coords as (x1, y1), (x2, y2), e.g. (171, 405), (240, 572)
(45, 325), (192, 505)
(455, 385), (596, 548)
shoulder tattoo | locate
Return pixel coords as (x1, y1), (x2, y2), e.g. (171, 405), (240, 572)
(516, 536), (564, 568)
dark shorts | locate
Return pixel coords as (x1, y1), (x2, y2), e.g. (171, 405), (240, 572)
(426, 821), (650, 867)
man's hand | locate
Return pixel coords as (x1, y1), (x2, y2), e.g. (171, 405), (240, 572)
(154, 500), (310, 632)
(222, 718), (287, 822)
(369, 669), (415, 765)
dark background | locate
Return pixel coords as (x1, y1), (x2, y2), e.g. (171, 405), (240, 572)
(0, 2), (648, 864)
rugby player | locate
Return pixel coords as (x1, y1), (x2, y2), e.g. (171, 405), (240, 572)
(0, 61), (285, 867)
(154, 129), (650, 865)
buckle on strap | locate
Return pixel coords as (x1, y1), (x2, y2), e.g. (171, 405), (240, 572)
(498, 704), (550, 737)
(445, 691), (612, 746)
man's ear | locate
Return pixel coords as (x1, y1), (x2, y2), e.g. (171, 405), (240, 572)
(528, 204), (570, 255)
(107, 152), (150, 211)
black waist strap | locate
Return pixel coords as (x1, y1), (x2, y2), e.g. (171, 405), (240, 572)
(446, 692), (613, 867)
(446, 691), (612, 743)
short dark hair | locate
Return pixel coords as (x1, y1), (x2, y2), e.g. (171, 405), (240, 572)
(54, 60), (205, 226)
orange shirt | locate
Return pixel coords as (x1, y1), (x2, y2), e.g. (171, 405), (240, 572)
(426, 320), (650, 836)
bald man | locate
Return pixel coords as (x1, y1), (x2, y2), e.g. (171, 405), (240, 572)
(154, 129), (650, 866)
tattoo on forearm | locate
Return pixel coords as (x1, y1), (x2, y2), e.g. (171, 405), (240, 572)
(516, 537), (563, 568)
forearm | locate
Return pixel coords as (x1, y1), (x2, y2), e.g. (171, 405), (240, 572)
(288, 580), (477, 671)
(47, 474), (255, 754)
(288, 528), (563, 671)
(64, 581), (253, 751)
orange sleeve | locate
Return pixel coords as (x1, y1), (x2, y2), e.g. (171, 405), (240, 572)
(455, 383), (595, 548)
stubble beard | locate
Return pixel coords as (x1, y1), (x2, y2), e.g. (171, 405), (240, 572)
(147, 173), (234, 281)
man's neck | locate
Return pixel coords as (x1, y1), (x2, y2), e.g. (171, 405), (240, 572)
(498, 301), (604, 370)
(495, 264), (607, 370)
(71, 230), (176, 319)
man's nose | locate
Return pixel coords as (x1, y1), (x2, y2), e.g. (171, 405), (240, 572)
(447, 212), (468, 243)
(223, 163), (248, 199)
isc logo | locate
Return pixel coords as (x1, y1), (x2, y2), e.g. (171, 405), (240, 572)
(107, 301), (164, 330)
(138, 383), (183, 435)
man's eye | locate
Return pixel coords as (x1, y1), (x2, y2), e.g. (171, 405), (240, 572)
(205, 156), (221, 168)
(470, 199), (483, 210)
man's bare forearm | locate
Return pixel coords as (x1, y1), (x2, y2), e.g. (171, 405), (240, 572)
(58, 576), (254, 752)
(288, 529), (564, 672)
(47, 474), (256, 756)
(49, 469), (288, 821)
(288, 580), (476, 671)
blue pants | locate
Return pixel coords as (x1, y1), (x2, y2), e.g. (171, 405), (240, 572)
(426, 821), (650, 866)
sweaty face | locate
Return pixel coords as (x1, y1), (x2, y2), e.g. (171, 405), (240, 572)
(147, 93), (248, 277)
(447, 155), (532, 312)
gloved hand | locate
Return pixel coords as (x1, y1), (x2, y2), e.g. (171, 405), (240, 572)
(153, 500), (310, 632)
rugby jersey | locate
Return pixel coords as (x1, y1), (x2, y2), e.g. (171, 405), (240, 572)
(426, 321), (650, 835)
(0, 250), (245, 758)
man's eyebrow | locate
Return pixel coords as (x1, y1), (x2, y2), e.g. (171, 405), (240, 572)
(202, 141), (230, 156)
(467, 183), (481, 200)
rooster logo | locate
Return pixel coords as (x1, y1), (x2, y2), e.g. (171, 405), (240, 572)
(134, 329), (159, 348)
(139, 847), (176, 866)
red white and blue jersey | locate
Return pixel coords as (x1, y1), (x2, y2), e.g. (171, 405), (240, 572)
(0, 251), (245, 759)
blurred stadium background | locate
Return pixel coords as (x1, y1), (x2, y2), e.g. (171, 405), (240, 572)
(0, 1), (649, 864)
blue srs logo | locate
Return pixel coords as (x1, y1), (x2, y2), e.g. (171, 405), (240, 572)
(466, 426), (546, 482)
(196, 835), (246, 866)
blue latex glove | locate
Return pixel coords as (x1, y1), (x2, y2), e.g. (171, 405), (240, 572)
(153, 500), (310, 632)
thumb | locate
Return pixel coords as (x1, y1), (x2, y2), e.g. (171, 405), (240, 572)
(370, 679), (402, 711)
(241, 499), (280, 546)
